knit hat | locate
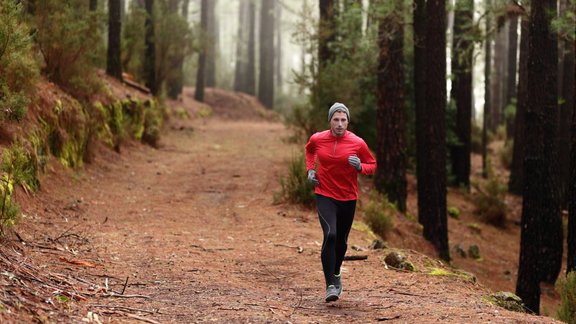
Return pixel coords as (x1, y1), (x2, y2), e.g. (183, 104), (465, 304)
(328, 102), (350, 122)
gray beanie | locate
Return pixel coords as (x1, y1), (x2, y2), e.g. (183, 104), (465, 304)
(328, 102), (350, 122)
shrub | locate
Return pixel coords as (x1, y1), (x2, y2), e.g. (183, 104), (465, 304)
(0, 143), (41, 235)
(0, 0), (39, 121)
(557, 271), (576, 323)
(362, 191), (395, 240)
(1, 144), (40, 193)
(33, 0), (104, 99)
(276, 153), (315, 207)
(500, 139), (513, 170)
(472, 164), (507, 227)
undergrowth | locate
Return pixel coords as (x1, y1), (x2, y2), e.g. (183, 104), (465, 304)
(275, 153), (315, 207)
(557, 271), (576, 323)
(0, 144), (40, 235)
(471, 161), (507, 227)
(361, 190), (395, 240)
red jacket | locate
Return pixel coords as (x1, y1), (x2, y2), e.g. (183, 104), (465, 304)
(305, 130), (376, 201)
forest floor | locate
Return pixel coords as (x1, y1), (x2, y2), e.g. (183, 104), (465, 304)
(0, 85), (566, 323)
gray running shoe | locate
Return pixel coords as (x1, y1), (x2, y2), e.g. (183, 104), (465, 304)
(334, 274), (342, 296)
(325, 285), (339, 302)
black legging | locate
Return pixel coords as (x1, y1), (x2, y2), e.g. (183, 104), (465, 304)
(316, 194), (357, 287)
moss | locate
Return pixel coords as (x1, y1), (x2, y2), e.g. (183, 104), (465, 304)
(428, 267), (476, 282)
(448, 206), (460, 219)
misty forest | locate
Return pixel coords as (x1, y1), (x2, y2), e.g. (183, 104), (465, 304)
(1, 0), (576, 322)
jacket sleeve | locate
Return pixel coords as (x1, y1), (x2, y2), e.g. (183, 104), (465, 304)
(305, 134), (317, 171)
(358, 140), (376, 175)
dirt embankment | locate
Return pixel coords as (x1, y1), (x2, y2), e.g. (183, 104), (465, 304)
(0, 86), (563, 323)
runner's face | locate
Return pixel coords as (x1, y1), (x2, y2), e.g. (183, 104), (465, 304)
(330, 111), (348, 137)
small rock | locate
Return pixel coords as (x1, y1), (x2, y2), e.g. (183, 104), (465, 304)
(490, 291), (525, 313)
(468, 244), (481, 260)
(370, 239), (386, 250)
(453, 244), (467, 258)
(384, 252), (405, 268)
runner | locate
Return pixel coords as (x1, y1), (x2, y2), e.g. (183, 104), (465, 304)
(305, 102), (377, 302)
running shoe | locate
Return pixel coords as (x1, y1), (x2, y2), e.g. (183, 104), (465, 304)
(325, 285), (339, 302)
(334, 273), (342, 296)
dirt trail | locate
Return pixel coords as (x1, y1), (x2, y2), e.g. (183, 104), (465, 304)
(11, 107), (562, 323)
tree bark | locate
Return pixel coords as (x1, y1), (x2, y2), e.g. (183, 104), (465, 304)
(245, 1), (256, 95)
(234, 0), (248, 92)
(567, 8), (576, 276)
(505, 5), (519, 137)
(205, 0), (217, 87)
(419, 0), (449, 261)
(194, 0), (208, 102)
(90, 0), (98, 11)
(107, 0), (123, 81)
(144, 0), (157, 95)
(414, 0), (426, 225)
(509, 16), (529, 195)
(516, 0), (561, 313)
(482, 0), (492, 179)
(258, 0), (275, 109)
(449, 0), (473, 188)
(375, 0), (407, 213)
(558, 0), (575, 207)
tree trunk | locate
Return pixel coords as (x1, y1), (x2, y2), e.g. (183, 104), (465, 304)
(414, 0), (426, 225)
(567, 8), (576, 276)
(144, 0), (157, 95)
(90, 0), (98, 11)
(258, 0), (275, 109)
(505, 5), (519, 137)
(558, 0), (575, 208)
(375, 0), (407, 213)
(482, 0), (492, 179)
(449, 0), (473, 188)
(194, 0), (208, 102)
(245, 1), (256, 95)
(319, 0), (336, 68)
(490, 20), (507, 133)
(275, 3), (282, 92)
(509, 16), (529, 195)
(205, 0), (217, 87)
(516, 0), (561, 313)
(419, 0), (449, 261)
(167, 0), (187, 99)
(234, 0), (248, 92)
(106, 0), (123, 81)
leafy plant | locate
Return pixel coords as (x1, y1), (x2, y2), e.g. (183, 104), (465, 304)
(362, 191), (395, 240)
(0, 143), (40, 235)
(557, 271), (576, 323)
(0, 0), (39, 121)
(276, 153), (315, 207)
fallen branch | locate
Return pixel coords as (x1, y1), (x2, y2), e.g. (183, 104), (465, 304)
(343, 255), (368, 261)
(377, 315), (401, 321)
(121, 276), (129, 295)
(104, 292), (151, 299)
(89, 304), (156, 314)
(273, 243), (303, 253)
(126, 313), (160, 324)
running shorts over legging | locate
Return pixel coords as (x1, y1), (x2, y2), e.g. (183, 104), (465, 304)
(316, 194), (357, 287)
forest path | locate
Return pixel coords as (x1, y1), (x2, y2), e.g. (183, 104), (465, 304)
(17, 107), (561, 323)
